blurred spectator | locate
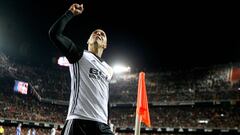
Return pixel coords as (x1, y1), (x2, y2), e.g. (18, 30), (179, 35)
(0, 126), (4, 135)
(32, 128), (36, 135)
(51, 127), (56, 135)
(16, 123), (22, 135)
(27, 128), (31, 135)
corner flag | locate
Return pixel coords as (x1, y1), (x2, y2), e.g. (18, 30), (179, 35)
(135, 72), (151, 135)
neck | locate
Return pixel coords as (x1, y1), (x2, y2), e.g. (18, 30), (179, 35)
(89, 44), (104, 58)
(93, 48), (104, 58)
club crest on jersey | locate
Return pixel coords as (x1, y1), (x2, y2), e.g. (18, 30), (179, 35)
(89, 68), (108, 81)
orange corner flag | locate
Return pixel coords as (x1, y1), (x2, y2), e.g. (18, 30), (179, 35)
(136, 72), (151, 127)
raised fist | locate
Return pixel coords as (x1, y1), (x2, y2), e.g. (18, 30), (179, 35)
(69, 3), (84, 16)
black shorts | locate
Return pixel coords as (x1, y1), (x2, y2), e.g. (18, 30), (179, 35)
(61, 119), (114, 135)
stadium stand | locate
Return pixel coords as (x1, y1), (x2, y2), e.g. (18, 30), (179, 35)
(1, 52), (240, 134)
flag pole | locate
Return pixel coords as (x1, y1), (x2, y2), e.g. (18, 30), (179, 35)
(134, 114), (141, 135)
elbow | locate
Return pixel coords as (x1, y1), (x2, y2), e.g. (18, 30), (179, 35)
(48, 28), (56, 40)
(48, 26), (61, 41)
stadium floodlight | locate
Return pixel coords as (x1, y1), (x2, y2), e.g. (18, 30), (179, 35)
(113, 64), (131, 74)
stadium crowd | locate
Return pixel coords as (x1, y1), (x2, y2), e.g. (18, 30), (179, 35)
(0, 126), (56, 135)
(1, 52), (240, 134)
(110, 106), (240, 128)
(1, 52), (239, 103)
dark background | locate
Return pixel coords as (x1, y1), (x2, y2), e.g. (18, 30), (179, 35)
(0, 0), (240, 71)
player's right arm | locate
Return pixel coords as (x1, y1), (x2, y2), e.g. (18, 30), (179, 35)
(49, 3), (84, 63)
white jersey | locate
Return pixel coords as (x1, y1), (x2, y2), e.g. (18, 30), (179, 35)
(67, 50), (113, 124)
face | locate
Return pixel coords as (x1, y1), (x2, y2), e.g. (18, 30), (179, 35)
(87, 29), (107, 49)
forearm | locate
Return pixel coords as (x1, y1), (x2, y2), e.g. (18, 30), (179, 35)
(49, 10), (74, 37)
(49, 10), (83, 63)
(49, 3), (84, 36)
